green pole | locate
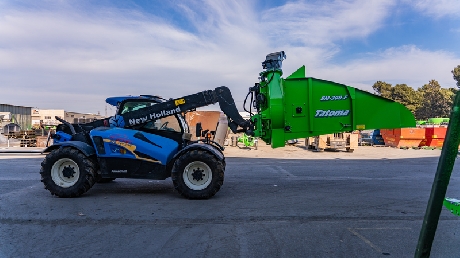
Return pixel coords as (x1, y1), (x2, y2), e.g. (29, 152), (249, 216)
(415, 92), (460, 257)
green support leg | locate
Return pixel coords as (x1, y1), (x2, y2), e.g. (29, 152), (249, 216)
(415, 92), (460, 257)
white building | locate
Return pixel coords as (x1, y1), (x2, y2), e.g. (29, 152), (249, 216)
(31, 109), (105, 126)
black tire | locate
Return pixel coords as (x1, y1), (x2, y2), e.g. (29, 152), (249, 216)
(98, 178), (116, 183)
(171, 149), (224, 199)
(40, 147), (97, 198)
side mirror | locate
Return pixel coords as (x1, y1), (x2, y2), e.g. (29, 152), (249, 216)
(195, 122), (202, 138)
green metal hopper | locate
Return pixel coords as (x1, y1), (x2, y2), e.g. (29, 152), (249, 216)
(417, 120), (427, 125)
(443, 198), (460, 216)
(249, 52), (416, 148)
(427, 118), (446, 125)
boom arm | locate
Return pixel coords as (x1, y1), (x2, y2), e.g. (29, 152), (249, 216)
(107, 86), (253, 134)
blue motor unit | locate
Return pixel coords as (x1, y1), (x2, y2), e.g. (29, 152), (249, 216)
(53, 131), (73, 143)
(371, 129), (384, 145)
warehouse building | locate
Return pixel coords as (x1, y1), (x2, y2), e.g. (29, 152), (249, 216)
(0, 103), (105, 133)
(0, 104), (32, 132)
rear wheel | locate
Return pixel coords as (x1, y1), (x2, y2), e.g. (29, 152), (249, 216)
(40, 147), (97, 198)
(171, 150), (224, 199)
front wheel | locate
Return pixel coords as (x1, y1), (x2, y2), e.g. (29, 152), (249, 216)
(40, 147), (97, 198)
(171, 150), (224, 199)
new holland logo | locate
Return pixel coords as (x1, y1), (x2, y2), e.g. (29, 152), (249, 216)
(128, 107), (181, 126)
(315, 109), (350, 117)
(148, 106), (181, 120)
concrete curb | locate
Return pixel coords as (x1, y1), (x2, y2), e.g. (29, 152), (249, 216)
(0, 147), (45, 154)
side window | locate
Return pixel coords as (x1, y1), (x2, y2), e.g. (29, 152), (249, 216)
(143, 116), (181, 133)
(155, 116), (181, 132)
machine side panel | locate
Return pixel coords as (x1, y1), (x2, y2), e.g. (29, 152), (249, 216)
(90, 127), (179, 165)
(265, 76), (415, 147)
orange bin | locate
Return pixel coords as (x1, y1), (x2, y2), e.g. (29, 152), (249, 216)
(382, 128), (425, 148)
(393, 128), (426, 138)
(380, 129), (394, 146)
(379, 129), (393, 137)
(420, 127), (447, 148)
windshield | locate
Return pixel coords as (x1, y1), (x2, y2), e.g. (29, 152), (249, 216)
(120, 102), (153, 114)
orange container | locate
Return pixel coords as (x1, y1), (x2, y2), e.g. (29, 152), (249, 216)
(393, 128), (425, 139)
(381, 130), (394, 144)
(382, 134), (392, 142)
(383, 135), (396, 144)
(419, 127), (447, 147)
(425, 127), (447, 139)
(380, 129), (393, 137)
(384, 137), (423, 148)
(423, 138), (444, 148)
(419, 139), (427, 147)
(383, 128), (424, 148)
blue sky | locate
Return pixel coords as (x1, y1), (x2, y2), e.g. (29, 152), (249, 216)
(0, 0), (459, 114)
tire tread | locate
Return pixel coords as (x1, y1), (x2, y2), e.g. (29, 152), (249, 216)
(40, 147), (96, 198)
(171, 149), (224, 199)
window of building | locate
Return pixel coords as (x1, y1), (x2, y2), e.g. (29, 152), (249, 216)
(44, 116), (51, 119)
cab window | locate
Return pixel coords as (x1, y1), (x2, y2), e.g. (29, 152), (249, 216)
(120, 101), (182, 133)
(148, 116), (182, 133)
(120, 102), (152, 114)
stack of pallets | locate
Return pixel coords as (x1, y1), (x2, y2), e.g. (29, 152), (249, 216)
(19, 130), (37, 147)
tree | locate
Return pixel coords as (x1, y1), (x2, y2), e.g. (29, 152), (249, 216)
(372, 81), (422, 115)
(415, 80), (454, 119)
(392, 84), (422, 114)
(372, 81), (392, 99)
(452, 65), (460, 88)
(448, 87), (458, 103)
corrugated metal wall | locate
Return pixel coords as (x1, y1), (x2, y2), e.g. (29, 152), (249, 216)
(0, 104), (32, 130)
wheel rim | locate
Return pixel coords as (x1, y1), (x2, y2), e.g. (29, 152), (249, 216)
(183, 161), (212, 190)
(51, 158), (80, 188)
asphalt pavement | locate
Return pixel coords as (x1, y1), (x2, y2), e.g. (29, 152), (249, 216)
(0, 145), (459, 258)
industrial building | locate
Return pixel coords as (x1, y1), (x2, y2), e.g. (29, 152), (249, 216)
(31, 109), (105, 126)
(0, 104), (32, 133)
(0, 104), (105, 133)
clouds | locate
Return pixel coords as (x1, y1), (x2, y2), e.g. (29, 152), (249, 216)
(0, 0), (269, 112)
(0, 0), (459, 114)
(408, 0), (460, 18)
(261, 0), (395, 47)
(258, 0), (460, 91)
(314, 45), (460, 90)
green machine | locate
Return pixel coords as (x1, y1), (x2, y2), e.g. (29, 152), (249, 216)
(237, 133), (258, 149)
(245, 52), (415, 148)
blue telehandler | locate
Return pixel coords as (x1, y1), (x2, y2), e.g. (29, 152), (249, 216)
(41, 87), (250, 199)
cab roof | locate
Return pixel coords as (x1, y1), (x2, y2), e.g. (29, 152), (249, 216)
(105, 95), (162, 107)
